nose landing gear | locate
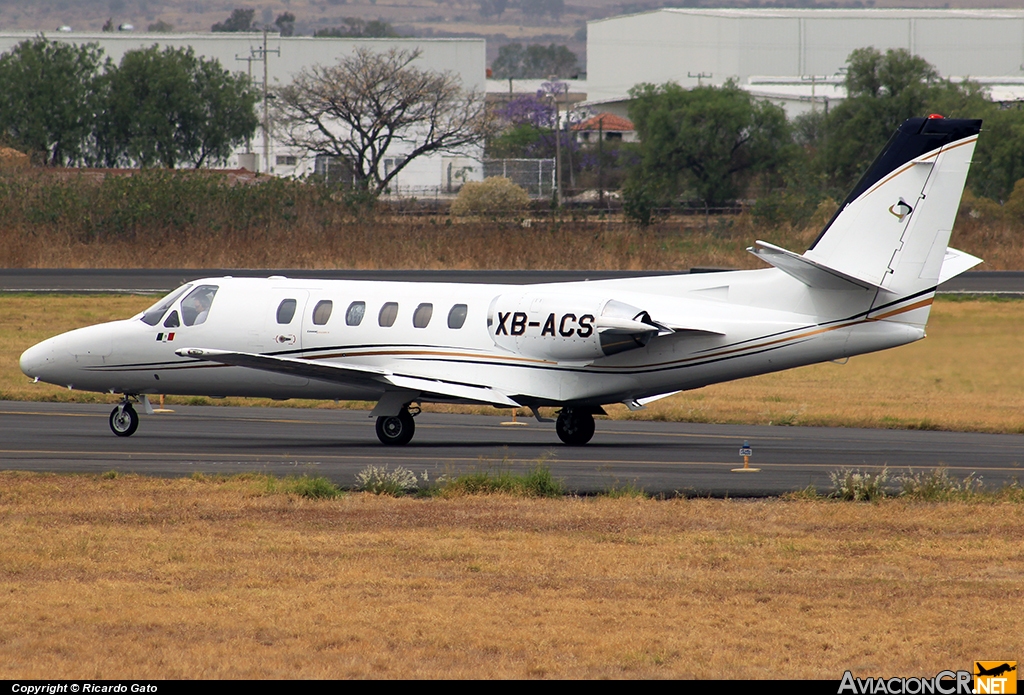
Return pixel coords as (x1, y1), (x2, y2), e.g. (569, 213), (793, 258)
(109, 398), (140, 437)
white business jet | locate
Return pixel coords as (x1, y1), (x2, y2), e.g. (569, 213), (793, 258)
(20, 116), (982, 446)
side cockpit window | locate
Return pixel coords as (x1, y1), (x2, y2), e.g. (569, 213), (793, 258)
(181, 285), (218, 326)
(140, 284), (192, 326)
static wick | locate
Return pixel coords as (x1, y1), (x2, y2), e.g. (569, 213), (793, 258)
(732, 439), (760, 473)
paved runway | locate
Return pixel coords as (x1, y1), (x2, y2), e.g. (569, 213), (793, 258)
(2, 401), (1021, 496)
(1, 268), (1022, 294)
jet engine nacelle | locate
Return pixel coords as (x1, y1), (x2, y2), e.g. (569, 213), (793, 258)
(487, 293), (663, 362)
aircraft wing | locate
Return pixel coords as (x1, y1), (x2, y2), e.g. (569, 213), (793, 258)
(174, 348), (520, 408)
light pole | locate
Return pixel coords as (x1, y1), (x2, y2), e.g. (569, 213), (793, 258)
(548, 76), (562, 206)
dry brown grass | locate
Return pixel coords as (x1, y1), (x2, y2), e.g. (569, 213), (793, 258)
(2, 209), (1021, 272)
(3, 295), (1023, 433)
(0, 471), (1020, 679)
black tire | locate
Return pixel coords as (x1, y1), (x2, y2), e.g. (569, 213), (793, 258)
(375, 409), (415, 446)
(556, 408), (595, 445)
(109, 404), (139, 437)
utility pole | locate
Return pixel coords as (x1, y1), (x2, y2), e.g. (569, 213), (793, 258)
(548, 76), (563, 207)
(801, 74), (829, 112)
(249, 28), (280, 174)
(688, 71), (712, 87)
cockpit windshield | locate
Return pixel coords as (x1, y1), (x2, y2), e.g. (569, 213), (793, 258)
(181, 285), (218, 326)
(140, 284), (193, 326)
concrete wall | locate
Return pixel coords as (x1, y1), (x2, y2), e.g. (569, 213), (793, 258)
(587, 9), (1024, 103)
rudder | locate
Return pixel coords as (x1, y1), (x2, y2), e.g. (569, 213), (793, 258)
(803, 116), (981, 299)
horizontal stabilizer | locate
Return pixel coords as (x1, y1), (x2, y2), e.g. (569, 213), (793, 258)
(749, 240), (881, 291)
(938, 247), (983, 284)
(175, 348), (520, 408)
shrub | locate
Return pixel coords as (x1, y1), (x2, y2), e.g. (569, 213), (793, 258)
(829, 467), (891, 501)
(288, 475), (343, 499)
(895, 468), (982, 501)
(355, 465), (420, 496)
(601, 479), (647, 498)
(438, 463), (564, 497)
(450, 176), (529, 220)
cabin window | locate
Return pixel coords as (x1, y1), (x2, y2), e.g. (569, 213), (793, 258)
(412, 303), (433, 328)
(276, 299), (297, 324)
(181, 285), (218, 326)
(163, 311), (180, 328)
(378, 302), (399, 327)
(312, 300), (333, 326)
(346, 301), (365, 326)
(447, 304), (468, 329)
(141, 284), (192, 326)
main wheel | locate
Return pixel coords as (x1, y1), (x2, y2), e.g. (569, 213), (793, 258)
(109, 404), (139, 437)
(375, 409), (415, 446)
(555, 408), (595, 445)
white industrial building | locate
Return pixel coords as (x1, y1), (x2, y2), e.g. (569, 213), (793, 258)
(0, 32), (486, 192)
(586, 8), (1024, 118)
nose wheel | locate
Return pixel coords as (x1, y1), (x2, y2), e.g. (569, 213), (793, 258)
(109, 402), (139, 437)
(556, 408), (595, 445)
(375, 407), (415, 446)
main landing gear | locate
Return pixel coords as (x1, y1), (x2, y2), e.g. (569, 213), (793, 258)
(375, 404), (419, 446)
(555, 408), (595, 446)
(109, 397), (140, 437)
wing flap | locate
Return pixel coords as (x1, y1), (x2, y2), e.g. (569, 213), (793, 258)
(386, 374), (520, 408)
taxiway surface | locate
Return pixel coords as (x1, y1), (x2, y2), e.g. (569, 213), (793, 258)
(2, 401), (1021, 496)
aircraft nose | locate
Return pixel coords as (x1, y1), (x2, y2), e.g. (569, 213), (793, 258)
(19, 336), (59, 380)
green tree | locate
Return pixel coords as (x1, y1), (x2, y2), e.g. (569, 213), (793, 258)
(275, 47), (490, 195)
(477, 0), (509, 18)
(97, 46), (258, 168)
(625, 81), (792, 210)
(521, 0), (564, 19)
(211, 8), (257, 32)
(314, 18), (400, 38)
(274, 12), (296, 37)
(814, 47), (994, 196)
(0, 37), (106, 166)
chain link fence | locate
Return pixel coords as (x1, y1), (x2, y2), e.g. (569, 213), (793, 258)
(482, 158), (555, 198)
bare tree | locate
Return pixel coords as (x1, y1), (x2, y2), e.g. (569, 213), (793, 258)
(275, 48), (491, 194)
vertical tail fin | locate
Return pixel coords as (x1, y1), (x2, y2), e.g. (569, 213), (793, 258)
(803, 116), (981, 299)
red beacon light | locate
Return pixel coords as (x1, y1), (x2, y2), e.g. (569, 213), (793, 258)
(928, 113), (944, 119)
